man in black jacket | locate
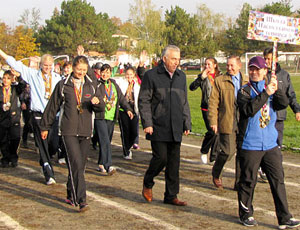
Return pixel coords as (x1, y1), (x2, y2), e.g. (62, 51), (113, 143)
(138, 45), (191, 206)
(263, 47), (300, 147)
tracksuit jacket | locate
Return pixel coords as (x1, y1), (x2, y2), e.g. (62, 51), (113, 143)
(40, 74), (104, 136)
(237, 80), (289, 151)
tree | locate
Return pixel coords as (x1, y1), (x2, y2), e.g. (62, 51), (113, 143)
(196, 4), (227, 58)
(36, 0), (119, 56)
(18, 8), (41, 33)
(12, 26), (40, 60)
(129, 0), (166, 56)
(0, 23), (40, 63)
(165, 6), (204, 58)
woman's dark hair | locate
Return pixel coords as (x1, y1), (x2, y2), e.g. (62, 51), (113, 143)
(72, 56), (88, 67)
(125, 65), (135, 73)
(205, 57), (220, 75)
(63, 61), (72, 68)
(100, 64), (112, 72)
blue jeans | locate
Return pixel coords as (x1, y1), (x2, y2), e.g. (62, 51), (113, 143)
(94, 119), (115, 171)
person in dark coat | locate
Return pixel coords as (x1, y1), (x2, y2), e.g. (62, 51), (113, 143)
(0, 70), (26, 167)
(189, 57), (221, 164)
(139, 45), (191, 206)
(40, 56), (104, 212)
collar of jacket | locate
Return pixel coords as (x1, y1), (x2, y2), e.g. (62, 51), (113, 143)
(65, 74), (92, 86)
(99, 78), (116, 85)
(157, 62), (179, 77)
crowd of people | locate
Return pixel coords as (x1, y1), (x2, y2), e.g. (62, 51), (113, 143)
(0, 44), (299, 229)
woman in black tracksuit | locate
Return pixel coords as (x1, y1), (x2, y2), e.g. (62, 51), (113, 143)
(40, 56), (104, 212)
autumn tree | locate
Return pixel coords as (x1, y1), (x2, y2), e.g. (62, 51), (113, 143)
(129, 0), (166, 56)
(36, 0), (118, 56)
(0, 23), (39, 62)
(18, 8), (41, 33)
(12, 26), (40, 60)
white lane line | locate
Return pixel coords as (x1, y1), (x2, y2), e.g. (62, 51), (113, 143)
(180, 158), (300, 189)
(17, 166), (181, 230)
(0, 211), (28, 230)
(111, 142), (300, 188)
(111, 166), (276, 218)
(114, 130), (300, 168)
(87, 191), (181, 230)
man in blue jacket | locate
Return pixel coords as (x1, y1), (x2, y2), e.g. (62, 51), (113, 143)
(237, 56), (299, 229)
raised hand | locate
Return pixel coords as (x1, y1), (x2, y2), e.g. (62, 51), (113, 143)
(139, 50), (147, 67)
(77, 45), (85, 56)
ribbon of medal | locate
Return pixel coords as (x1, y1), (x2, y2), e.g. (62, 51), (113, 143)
(42, 72), (52, 100)
(3, 87), (11, 111)
(104, 80), (113, 111)
(248, 82), (270, 129)
(73, 80), (83, 113)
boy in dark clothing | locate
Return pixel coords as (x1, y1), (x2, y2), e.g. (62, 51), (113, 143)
(0, 70), (25, 167)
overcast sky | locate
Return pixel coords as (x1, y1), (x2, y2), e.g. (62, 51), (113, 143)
(1, 0), (300, 27)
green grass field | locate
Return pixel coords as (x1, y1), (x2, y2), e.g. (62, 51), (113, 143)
(186, 74), (300, 150)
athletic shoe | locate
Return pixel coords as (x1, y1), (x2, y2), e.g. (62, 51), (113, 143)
(201, 154), (208, 164)
(107, 166), (116, 176)
(65, 198), (75, 207)
(132, 144), (140, 149)
(239, 216), (258, 227)
(278, 218), (300, 229)
(123, 150), (133, 160)
(79, 203), (89, 212)
(46, 177), (56, 185)
(58, 158), (66, 165)
(97, 165), (107, 174)
(258, 167), (268, 183)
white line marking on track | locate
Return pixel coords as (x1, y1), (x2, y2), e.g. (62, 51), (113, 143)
(114, 130), (300, 168)
(87, 191), (182, 230)
(111, 142), (300, 188)
(17, 165), (181, 230)
(0, 211), (28, 230)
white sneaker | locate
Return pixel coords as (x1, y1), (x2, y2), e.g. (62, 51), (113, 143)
(201, 154), (208, 164)
(123, 150), (132, 160)
(58, 158), (66, 165)
(46, 177), (56, 185)
(107, 166), (116, 176)
(97, 165), (107, 174)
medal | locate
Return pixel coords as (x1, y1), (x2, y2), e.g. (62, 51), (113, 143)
(42, 72), (52, 100)
(106, 103), (112, 111)
(104, 80), (115, 111)
(77, 104), (83, 113)
(45, 92), (50, 100)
